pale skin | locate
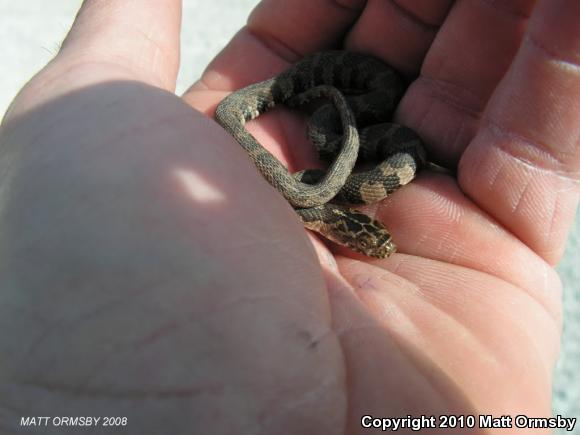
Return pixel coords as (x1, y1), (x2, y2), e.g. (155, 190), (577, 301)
(0, 0), (578, 434)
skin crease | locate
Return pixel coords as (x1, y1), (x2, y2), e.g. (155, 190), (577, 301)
(0, 0), (579, 434)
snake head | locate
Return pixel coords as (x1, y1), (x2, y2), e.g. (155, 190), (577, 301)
(298, 205), (397, 258)
(351, 230), (397, 258)
(329, 207), (397, 258)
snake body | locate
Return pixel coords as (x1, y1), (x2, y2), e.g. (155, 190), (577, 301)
(215, 51), (426, 258)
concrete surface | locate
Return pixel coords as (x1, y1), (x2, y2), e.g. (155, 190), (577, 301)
(1, 0), (578, 432)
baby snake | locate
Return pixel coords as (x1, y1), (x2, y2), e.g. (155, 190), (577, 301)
(215, 50), (426, 258)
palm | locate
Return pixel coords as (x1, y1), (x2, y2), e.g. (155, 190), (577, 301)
(185, 80), (559, 423)
(182, 0), (572, 424)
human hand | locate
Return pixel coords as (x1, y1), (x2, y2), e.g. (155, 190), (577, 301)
(1, 0), (578, 434)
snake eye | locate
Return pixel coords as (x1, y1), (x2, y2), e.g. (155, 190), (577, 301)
(358, 235), (374, 250)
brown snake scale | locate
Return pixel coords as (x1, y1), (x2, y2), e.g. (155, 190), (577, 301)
(215, 50), (427, 258)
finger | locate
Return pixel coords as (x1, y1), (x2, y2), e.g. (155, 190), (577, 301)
(184, 0), (368, 174)
(459, 0), (580, 263)
(188, 0), (366, 95)
(58, 0), (182, 90)
(398, 0), (537, 165)
(195, 0), (455, 94)
(344, 0), (455, 74)
(185, 0), (454, 173)
(4, 0), (182, 122)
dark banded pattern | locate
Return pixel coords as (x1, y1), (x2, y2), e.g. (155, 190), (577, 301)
(215, 51), (426, 258)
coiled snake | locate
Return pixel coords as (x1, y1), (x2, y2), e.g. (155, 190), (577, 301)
(215, 50), (426, 258)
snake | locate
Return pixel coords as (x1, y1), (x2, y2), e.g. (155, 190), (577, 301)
(215, 50), (426, 258)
